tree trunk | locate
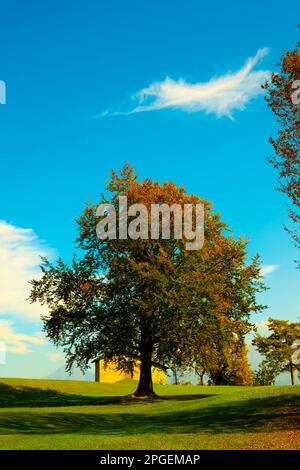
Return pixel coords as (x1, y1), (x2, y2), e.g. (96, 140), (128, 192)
(134, 342), (155, 397)
(199, 371), (205, 386)
(212, 371), (222, 385)
(173, 367), (178, 385)
(290, 363), (295, 385)
(195, 368), (205, 385)
(211, 367), (227, 385)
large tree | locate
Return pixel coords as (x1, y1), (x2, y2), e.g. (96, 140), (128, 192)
(253, 318), (300, 385)
(263, 37), (300, 256)
(30, 164), (265, 396)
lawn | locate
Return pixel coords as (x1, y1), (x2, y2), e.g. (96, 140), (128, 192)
(0, 378), (299, 450)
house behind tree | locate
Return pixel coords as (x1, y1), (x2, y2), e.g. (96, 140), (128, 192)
(94, 358), (167, 384)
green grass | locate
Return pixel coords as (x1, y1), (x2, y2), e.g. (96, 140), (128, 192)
(0, 377), (299, 449)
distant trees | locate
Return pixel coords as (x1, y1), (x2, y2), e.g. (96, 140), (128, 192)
(263, 35), (300, 257)
(30, 164), (265, 396)
(253, 360), (282, 386)
(171, 335), (254, 386)
(253, 318), (300, 385)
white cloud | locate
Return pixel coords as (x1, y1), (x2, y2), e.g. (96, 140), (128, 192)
(0, 319), (45, 354)
(260, 264), (279, 276)
(47, 352), (63, 362)
(0, 220), (54, 320)
(255, 319), (270, 333)
(102, 48), (270, 119)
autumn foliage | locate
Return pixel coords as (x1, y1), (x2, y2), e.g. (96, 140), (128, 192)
(263, 37), (300, 254)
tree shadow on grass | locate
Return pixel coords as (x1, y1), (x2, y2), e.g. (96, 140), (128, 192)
(0, 383), (211, 408)
(162, 394), (212, 401)
(0, 388), (299, 436)
(0, 383), (104, 408)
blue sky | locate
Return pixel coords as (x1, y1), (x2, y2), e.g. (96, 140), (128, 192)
(0, 0), (299, 381)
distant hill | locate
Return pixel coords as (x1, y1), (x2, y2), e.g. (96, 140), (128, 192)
(45, 365), (94, 381)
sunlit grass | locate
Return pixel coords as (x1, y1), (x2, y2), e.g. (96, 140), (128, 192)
(0, 378), (299, 449)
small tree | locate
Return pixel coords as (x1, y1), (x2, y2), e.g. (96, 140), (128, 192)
(206, 333), (254, 386)
(252, 318), (300, 385)
(177, 298), (261, 386)
(254, 360), (281, 386)
(225, 341), (254, 386)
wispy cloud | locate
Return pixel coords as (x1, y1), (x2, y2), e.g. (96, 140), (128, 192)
(102, 48), (270, 119)
(0, 220), (55, 320)
(0, 319), (45, 354)
(260, 264), (279, 276)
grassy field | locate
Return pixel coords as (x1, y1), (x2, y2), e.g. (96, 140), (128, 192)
(0, 377), (299, 450)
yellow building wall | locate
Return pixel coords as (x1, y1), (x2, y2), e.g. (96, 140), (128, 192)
(98, 359), (166, 385)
